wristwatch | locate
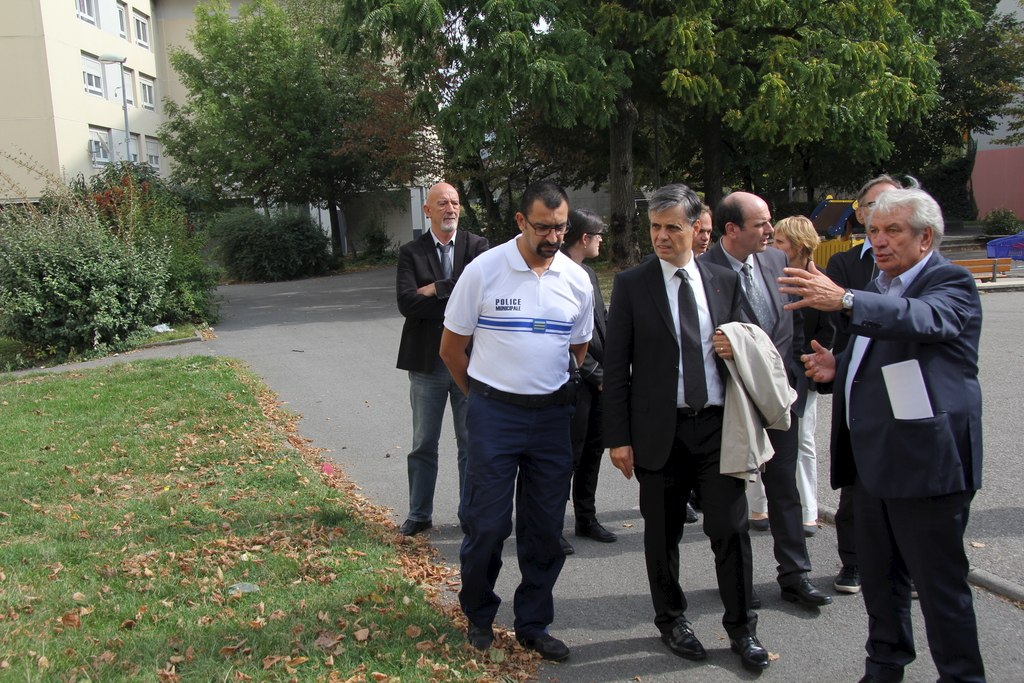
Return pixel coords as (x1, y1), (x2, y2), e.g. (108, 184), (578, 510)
(841, 289), (855, 311)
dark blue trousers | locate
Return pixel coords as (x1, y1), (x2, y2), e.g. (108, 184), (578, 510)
(854, 481), (984, 683)
(458, 391), (574, 639)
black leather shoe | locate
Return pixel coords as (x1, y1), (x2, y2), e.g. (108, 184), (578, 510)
(398, 519), (432, 536)
(660, 620), (707, 661)
(750, 586), (761, 610)
(781, 578), (834, 607)
(749, 517), (770, 531)
(560, 535), (575, 555)
(685, 503), (699, 524)
(517, 634), (570, 662)
(857, 676), (903, 683)
(730, 635), (769, 671)
(575, 519), (618, 543)
(467, 624), (493, 651)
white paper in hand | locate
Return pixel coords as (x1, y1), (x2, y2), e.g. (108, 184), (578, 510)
(881, 359), (934, 420)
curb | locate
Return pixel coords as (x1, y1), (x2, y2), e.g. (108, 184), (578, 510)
(137, 329), (205, 349)
(817, 505), (1024, 604)
(977, 282), (1024, 293)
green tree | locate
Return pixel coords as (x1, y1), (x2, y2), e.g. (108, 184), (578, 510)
(162, 0), (327, 214)
(339, 0), (975, 267)
(162, 0), (434, 253)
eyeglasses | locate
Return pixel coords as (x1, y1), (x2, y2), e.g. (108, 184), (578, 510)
(524, 216), (570, 236)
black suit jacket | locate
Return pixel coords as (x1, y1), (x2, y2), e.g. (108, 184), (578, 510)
(829, 253), (983, 498)
(396, 230), (489, 372)
(603, 256), (745, 471)
(824, 244), (877, 354)
(702, 243), (807, 415)
(580, 263), (606, 387)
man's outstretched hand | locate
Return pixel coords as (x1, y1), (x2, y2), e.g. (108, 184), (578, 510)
(802, 339), (837, 383)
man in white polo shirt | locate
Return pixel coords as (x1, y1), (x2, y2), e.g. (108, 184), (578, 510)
(440, 180), (593, 662)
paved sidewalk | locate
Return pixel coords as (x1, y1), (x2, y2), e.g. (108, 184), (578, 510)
(15, 267), (1024, 682)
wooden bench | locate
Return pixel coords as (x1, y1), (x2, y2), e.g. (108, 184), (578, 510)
(951, 258), (1012, 281)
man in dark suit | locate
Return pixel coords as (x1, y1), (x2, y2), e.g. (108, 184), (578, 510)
(783, 188), (985, 683)
(395, 182), (488, 536)
(703, 192), (832, 609)
(604, 184), (769, 672)
(822, 174), (903, 594)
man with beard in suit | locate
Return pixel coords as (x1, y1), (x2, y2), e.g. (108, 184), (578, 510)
(395, 182), (488, 536)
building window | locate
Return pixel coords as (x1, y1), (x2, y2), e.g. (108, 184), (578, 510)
(146, 138), (161, 171)
(122, 68), (135, 106)
(128, 135), (141, 163)
(89, 127), (111, 167)
(139, 75), (156, 111)
(134, 12), (150, 49)
(76, 0), (97, 25)
(82, 54), (103, 97)
(117, 2), (129, 40)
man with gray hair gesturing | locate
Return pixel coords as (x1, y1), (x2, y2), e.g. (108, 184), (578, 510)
(779, 188), (986, 683)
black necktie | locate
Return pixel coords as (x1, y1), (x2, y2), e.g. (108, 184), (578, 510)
(438, 242), (453, 279)
(676, 269), (707, 411)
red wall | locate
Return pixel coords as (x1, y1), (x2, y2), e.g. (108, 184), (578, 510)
(973, 147), (1024, 220)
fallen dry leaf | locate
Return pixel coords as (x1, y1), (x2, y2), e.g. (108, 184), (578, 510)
(59, 612), (81, 629)
(406, 625), (421, 638)
(768, 651), (781, 662)
(354, 628), (370, 642)
(262, 655), (285, 670)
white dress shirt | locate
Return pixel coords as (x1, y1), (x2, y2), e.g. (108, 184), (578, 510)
(659, 257), (724, 408)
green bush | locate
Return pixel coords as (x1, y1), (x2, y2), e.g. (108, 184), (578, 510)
(0, 161), (218, 358)
(982, 207), (1021, 236)
(61, 162), (219, 324)
(357, 217), (396, 262)
(213, 207), (331, 282)
(0, 202), (171, 356)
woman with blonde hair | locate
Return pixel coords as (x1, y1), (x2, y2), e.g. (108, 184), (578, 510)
(773, 216), (820, 271)
(748, 216), (831, 539)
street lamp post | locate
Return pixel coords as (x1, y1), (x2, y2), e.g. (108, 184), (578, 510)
(98, 53), (131, 162)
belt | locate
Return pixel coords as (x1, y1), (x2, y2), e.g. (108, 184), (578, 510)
(469, 377), (577, 408)
(677, 405), (724, 419)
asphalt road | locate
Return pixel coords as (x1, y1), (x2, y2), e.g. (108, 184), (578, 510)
(21, 266), (1024, 682)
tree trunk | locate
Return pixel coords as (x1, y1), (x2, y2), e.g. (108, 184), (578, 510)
(328, 198), (342, 254)
(260, 195), (271, 217)
(702, 110), (724, 210)
(802, 153), (814, 206)
(609, 91), (640, 269)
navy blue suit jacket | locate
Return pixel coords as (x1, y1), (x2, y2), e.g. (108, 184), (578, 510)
(829, 253), (983, 498)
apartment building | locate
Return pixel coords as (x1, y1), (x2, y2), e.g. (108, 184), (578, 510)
(0, 1), (204, 201)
